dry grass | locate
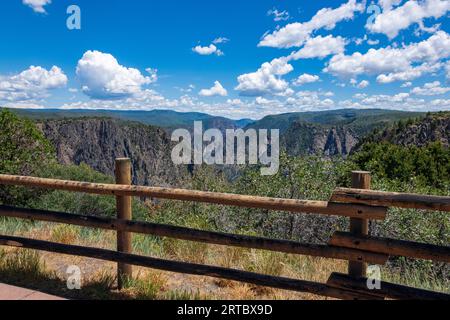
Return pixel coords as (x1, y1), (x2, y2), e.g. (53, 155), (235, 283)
(50, 225), (79, 244)
(0, 219), (447, 300)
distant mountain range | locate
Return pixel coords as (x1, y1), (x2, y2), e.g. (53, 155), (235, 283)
(7, 108), (254, 132)
(245, 109), (424, 136)
(9, 108), (422, 132)
(7, 107), (426, 157)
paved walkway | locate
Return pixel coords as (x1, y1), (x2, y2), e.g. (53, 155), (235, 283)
(0, 283), (65, 300)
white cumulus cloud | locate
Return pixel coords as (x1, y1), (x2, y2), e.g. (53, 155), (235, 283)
(401, 81), (413, 87)
(199, 81), (228, 97)
(378, 0), (403, 11)
(259, 0), (364, 48)
(357, 80), (370, 89)
(0, 65), (67, 102)
(368, 0), (450, 39)
(192, 44), (223, 56)
(325, 31), (450, 82)
(446, 60), (450, 79)
(267, 8), (290, 22)
(376, 62), (442, 83)
(226, 98), (243, 106)
(288, 35), (347, 60)
(292, 74), (320, 86)
(411, 81), (450, 96)
(212, 37), (230, 44)
(23, 0), (51, 14)
(76, 50), (155, 99)
(235, 58), (293, 96)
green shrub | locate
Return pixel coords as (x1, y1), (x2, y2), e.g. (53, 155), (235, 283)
(351, 141), (450, 190)
(0, 109), (54, 205)
(28, 162), (149, 220)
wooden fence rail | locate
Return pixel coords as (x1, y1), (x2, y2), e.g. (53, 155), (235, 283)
(0, 234), (382, 300)
(332, 188), (450, 212)
(329, 232), (450, 264)
(0, 205), (388, 264)
(0, 161), (449, 300)
(0, 174), (386, 219)
(327, 273), (450, 300)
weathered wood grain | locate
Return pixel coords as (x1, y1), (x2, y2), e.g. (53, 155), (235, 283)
(0, 235), (383, 300)
(330, 232), (450, 263)
(0, 174), (387, 219)
(332, 188), (450, 212)
(327, 272), (450, 300)
(0, 205), (389, 264)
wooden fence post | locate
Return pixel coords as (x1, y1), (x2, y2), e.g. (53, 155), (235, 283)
(348, 171), (371, 278)
(115, 158), (133, 289)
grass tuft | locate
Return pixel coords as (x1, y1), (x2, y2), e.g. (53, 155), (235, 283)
(50, 224), (79, 244)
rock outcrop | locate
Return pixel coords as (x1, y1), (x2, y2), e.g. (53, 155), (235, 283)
(354, 111), (450, 150)
(281, 121), (359, 156)
(38, 118), (187, 187)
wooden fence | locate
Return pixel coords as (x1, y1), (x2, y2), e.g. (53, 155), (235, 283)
(0, 158), (449, 300)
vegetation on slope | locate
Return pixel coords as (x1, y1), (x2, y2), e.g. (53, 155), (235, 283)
(246, 109), (424, 136)
(0, 109), (54, 205)
(0, 108), (448, 298)
(248, 109), (425, 156)
(0, 109), (148, 219)
(352, 142), (450, 189)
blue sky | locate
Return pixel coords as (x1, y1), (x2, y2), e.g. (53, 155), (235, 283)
(0, 0), (449, 119)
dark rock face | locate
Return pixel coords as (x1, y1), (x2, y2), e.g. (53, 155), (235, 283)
(354, 112), (450, 151)
(383, 115), (450, 148)
(281, 121), (359, 157)
(323, 128), (358, 156)
(38, 118), (186, 187)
